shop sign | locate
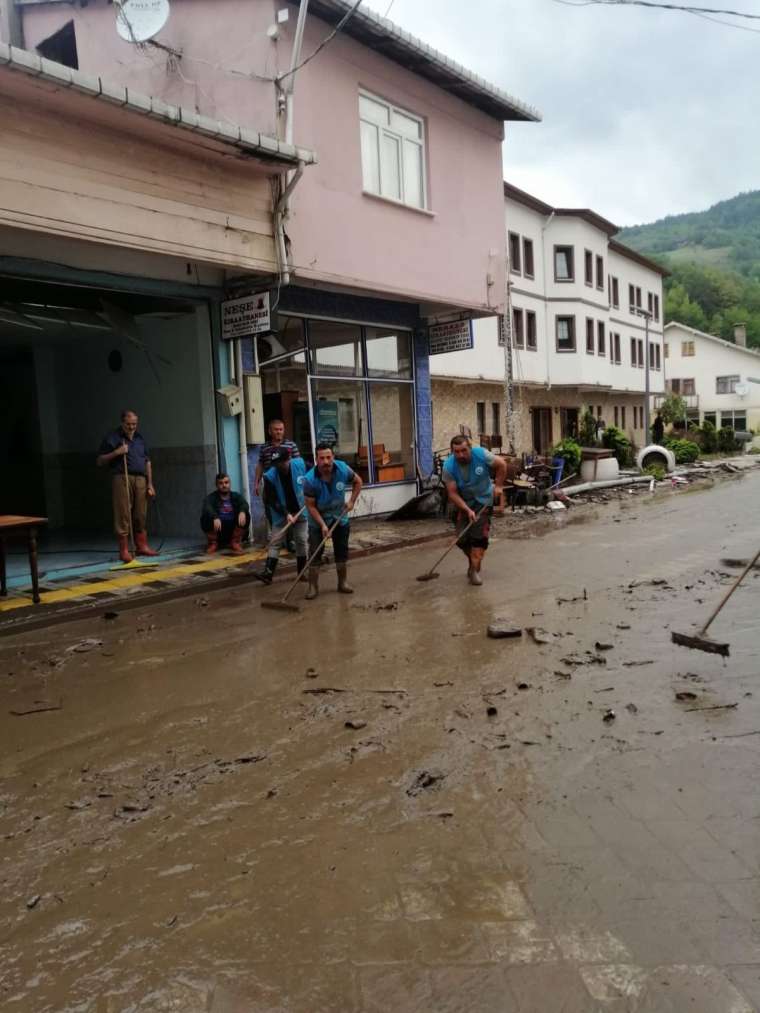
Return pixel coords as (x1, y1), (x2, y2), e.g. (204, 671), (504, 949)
(316, 400), (340, 446)
(428, 319), (473, 356)
(221, 292), (270, 341)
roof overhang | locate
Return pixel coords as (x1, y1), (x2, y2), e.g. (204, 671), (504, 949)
(299, 0), (541, 123)
(0, 42), (317, 169)
(609, 239), (670, 278)
(504, 182), (618, 236)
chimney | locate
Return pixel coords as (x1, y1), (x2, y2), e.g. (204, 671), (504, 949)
(734, 323), (747, 347)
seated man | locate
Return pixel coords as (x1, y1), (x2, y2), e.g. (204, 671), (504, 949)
(255, 446), (308, 584)
(200, 472), (250, 554)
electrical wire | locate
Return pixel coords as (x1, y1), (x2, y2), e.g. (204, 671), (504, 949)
(277, 0), (365, 86)
(553, 0), (760, 19)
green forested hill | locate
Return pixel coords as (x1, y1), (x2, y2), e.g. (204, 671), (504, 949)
(618, 191), (760, 349)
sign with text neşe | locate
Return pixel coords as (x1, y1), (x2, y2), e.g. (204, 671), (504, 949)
(221, 292), (270, 341)
(428, 320), (473, 356)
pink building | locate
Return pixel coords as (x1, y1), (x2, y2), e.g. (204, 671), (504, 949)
(2, 1), (538, 547)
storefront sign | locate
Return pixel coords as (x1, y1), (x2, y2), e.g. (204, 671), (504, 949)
(221, 292), (270, 341)
(316, 400), (340, 446)
(428, 319), (473, 356)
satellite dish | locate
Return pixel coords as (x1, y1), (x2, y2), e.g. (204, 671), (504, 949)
(116, 0), (170, 43)
(735, 382), (749, 398)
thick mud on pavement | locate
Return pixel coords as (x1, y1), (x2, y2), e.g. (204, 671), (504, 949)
(2, 475), (760, 1012)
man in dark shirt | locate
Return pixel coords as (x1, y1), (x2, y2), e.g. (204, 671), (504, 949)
(97, 409), (157, 563)
(254, 419), (300, 496)
(200, 473), (251, 554)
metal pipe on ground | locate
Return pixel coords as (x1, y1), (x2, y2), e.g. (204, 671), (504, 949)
(562, 476), (652, 497)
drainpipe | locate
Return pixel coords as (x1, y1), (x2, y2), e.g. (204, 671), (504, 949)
(541, 211), (556, 391)
(231, 339), (250, 500)
(274, 0), (310, 288)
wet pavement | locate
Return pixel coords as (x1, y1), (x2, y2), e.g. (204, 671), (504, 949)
(1, 473), (760, 1012)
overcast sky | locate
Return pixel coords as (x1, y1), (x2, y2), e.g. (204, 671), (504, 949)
(366, 0), (759, 227)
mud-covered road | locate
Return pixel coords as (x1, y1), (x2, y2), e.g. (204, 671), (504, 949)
(2, 474), (760, 1013)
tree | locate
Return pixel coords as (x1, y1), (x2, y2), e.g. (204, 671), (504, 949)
(664, 282), (707, 331)
(659, 393), (687, 426)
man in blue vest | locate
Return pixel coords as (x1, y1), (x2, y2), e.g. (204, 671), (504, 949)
(302, 443), (363, 600)
(254, 447), (308, 584)
(442, 434), (506, 585)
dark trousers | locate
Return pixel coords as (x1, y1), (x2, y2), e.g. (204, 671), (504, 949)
(309, 523), (350, 564)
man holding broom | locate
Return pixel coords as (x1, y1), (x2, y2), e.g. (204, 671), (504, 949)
(97, 409), (158, 563)
(302, 444), (363, 600)
(442, 434), (506, 586)
(254, 447), (308, 585)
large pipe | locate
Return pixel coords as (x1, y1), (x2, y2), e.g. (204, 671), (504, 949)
(562, 475), (652, 497)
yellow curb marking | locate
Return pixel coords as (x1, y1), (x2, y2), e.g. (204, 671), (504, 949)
(0, 549), (268, 613)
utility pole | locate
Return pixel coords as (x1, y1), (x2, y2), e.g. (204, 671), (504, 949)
(499, 272), (516, 455)
(636, 307), (652, 444)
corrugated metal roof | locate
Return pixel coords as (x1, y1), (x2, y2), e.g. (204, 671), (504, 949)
(0, 42), (317, 166)
(302, 0), (541, 123)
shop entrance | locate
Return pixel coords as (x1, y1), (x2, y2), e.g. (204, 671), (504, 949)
(0, 275), (218, 586)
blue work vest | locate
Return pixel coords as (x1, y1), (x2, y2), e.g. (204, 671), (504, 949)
(443, 446), (494, 508)
(303, 460), (354, 528)
(263, 457), (307, 527)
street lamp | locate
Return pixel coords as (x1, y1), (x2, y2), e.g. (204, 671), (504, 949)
(636, 307), (652, 445)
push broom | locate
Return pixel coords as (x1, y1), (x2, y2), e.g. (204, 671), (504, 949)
(416, 504), (489, 582)
(110, 454), (160, 571)
(261, 508), (349, 613)
(671, 544), (760, 657)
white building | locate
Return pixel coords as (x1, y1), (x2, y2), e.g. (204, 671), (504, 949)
(431, 183), (667, 454)
(662, 322), (760, 438)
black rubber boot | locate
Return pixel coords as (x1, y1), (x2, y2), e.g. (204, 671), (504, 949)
(305, 567), (320, 600)
(336, 563), (354, 594)
(254, 558), (278, 585)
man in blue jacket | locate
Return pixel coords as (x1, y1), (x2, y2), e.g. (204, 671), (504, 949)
(442, 435), (506, 585)
(302, 443), (363, 600)
(254, 447), (308, 584)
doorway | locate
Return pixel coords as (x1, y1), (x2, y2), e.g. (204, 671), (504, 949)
(531, 407), (553, 455)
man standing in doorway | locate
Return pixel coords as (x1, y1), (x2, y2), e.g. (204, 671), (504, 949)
(97, 409), (157, 563)
(254, 419), (300, 496)
(200, 472), (250, 554)
(254, 447), (308, 584)
(442, 435), (506, 586)
(302, 444), (362, 600)
(254, 419), (301, 553)
(652, 411), (665, 444)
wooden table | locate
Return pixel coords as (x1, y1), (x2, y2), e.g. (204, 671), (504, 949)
(0, 515), (49, 605)
(580, 447), (614, 482)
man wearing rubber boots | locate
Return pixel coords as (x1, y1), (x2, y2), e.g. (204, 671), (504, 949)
(254, 447), (308, 584)
(302, 443), (363, 600)
(97, 409), (157, 563)
(442, 434), (506, 585)
(200, 473), (250, 554)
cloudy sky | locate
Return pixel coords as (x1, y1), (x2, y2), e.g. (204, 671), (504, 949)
(366, 0), (759, 227)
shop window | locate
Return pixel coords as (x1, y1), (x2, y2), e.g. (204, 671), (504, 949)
(258, 315), (305, 364)
(368, 382), (415, 481)
(260, 353), (310, 459)
(365, 328), (412, 379)
(312, 378), (369, 466)
(309, 319), (363, 377)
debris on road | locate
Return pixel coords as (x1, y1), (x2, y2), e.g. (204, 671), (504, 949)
(554, 670), (572, 680)
(685, 702), (738, 713)
(561, 652), (607, 667)
(557, 589), (588, 604)
(26, 895), (41, 910)
(344, 719), (367, 730)
(302, 687), (347, 695)
(625, 703), (639, 714)
(594, 641), (614, 651)
(486, 706), (498, 717)
(407, 770), (446, 796)
(486, 619), (522, 639)
(602, 709), (616, 723)
(305, 667), (319, 679)
(675, 691), (698, 702)
(622, 660), (654, 667)
(526, 627), (552, 645)
(616, 623), (631, 630)
(102, 612), (119, 621)
(10, 702), (62, 717)
(67, 639), (102, 654)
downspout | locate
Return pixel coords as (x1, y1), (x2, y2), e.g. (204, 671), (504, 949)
(274, 0), (310, 287)
(541, 210), (556, 390)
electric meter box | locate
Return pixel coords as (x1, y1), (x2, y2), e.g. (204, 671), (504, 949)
(243, 374), (265, 444)
(216, 384), (243, 417)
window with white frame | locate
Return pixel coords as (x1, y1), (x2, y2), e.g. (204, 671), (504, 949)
(359, 92), (426, 209)
(716, 375), (740, 394)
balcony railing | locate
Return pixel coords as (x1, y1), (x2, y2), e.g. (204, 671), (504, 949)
(654, 393), (699, 409)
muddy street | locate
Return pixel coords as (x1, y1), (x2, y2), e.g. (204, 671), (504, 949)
(1, 475), (760, 1013)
